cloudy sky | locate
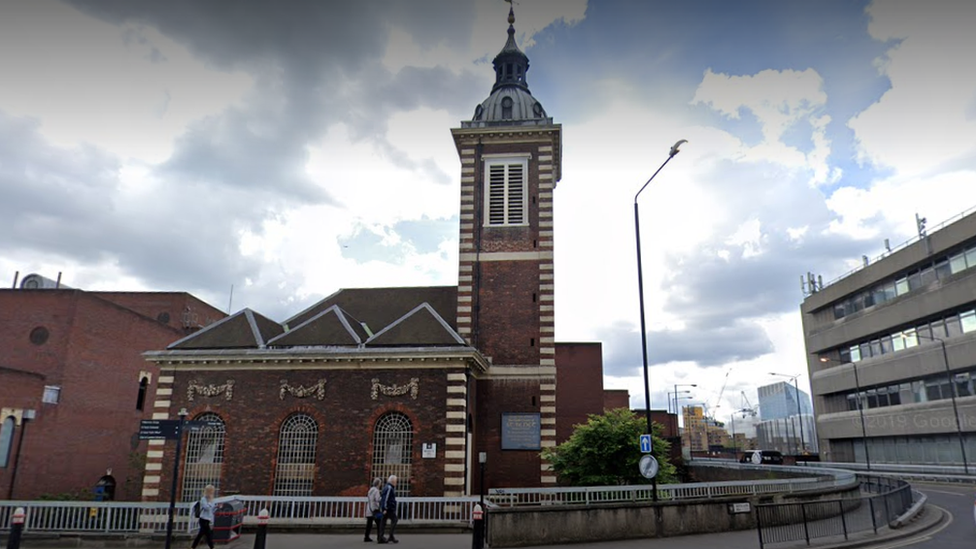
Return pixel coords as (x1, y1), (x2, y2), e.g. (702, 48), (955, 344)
(3, 0), (976, 424)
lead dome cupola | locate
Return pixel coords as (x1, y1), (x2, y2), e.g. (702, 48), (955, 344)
(463, 6), (551, 128)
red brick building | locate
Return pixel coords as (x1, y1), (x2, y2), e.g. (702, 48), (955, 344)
(140, 10), (631, 502)
(0, 286), (224, 500)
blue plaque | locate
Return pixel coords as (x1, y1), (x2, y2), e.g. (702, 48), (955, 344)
(501, 413), (541, 450)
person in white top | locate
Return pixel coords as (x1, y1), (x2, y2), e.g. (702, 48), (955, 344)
(191, 484), (217, 549)
(364, 477), (383, 542)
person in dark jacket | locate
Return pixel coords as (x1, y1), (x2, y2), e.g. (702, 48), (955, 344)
(377, 475), (399, 544)
(364, 477), (383, 542)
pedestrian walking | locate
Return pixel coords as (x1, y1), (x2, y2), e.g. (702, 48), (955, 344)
(191, 484), (218, 549)
(377, 475), (399, 544)
(364, 477), (383, 542)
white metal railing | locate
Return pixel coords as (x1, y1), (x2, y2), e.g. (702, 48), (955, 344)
(0, 496), (479, 534)
(796, 460), (976, 482)
(0, 500), (196, 535)
(488, 462), (857, 507)
(232, 496), (480, 525)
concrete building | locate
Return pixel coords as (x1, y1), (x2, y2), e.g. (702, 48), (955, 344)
(802, 207), (976, 465)
(758, 381), (813, 420)
(756, 415), (818, 455)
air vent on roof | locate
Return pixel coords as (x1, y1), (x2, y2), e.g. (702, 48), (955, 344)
(20, 274), (71, 290)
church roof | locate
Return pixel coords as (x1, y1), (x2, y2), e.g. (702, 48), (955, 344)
(365, 303), (465, 347)
(267, 305), (368, 347)
(286, 286), (458, 333)
(161, 286), (463, 352)
(168, 308), (282, 350)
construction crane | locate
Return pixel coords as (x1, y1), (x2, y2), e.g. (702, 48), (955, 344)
(739, 391), (758, 418)
(708, 369), (732, 419)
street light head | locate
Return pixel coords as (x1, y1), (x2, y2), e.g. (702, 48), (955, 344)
(819, 357), (830, 363)
(669, 139), (688, 157)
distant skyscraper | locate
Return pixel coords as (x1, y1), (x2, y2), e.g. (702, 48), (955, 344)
(758, 381), (812, 420)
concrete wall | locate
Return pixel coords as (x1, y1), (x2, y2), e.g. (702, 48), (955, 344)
(486, 482), (859, 548)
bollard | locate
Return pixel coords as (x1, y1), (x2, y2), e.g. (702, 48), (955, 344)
(6, 507), (25, 549)
(471, 503), (484, 549)
(252, 508), (269, 549)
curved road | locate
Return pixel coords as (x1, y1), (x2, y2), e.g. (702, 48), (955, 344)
(867, 482), (972, 549)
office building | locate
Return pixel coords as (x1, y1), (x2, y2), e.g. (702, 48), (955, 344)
(758, 381), (813, 420)
(802, 208), (976, 465)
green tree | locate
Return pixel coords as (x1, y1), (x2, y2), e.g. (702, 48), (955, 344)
(542, 408), (676, 486)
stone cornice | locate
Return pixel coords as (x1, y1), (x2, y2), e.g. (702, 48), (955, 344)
(144, 345), (490, 373)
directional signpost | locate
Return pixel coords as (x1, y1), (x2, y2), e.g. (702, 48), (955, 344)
(138, 420), (182, 440)
(639, 434), (652, 454)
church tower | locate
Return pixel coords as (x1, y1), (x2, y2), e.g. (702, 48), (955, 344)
(452, 6), (562, 488)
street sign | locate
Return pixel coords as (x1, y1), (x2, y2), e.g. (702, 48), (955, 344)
(138, 420), (182, 440)
(185, 420), (222, 433)
(639, 434), (652, 453)
(729, 502), (751, 514)
(751, 451), (762, 465)
(639, 455), (659, 479)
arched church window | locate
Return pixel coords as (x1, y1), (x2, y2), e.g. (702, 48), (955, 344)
(273, 413), (318, 496)
(501, 97), (514, 120)
(181, 413), (225, 501)
(371, 412), (413, 496)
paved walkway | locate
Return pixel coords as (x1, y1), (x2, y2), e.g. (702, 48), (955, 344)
(15, 504), (944, 549)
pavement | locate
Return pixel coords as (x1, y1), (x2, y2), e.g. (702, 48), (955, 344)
(12, 486), (962, 549)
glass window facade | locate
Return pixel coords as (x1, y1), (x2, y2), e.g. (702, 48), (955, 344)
(844, 366), (976, 411)
(830, 242), (976, 320)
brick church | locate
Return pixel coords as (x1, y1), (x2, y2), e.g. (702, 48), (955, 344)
(141, 8), (627, 501)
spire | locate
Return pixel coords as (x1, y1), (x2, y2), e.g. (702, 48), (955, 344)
(492, 3), (530, 92)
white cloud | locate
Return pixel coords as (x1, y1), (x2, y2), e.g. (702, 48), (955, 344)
(692, 68), (839, 185)
(849, 0), (976, 177)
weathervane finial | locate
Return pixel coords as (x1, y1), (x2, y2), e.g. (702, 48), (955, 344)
(505, 0), (516, 25)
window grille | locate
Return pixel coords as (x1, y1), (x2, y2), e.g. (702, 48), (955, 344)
(485, 159), (527, 227)
(372, 412), (413, 496)
(273, 414), (318, 496)
(181, 413), (225, 501)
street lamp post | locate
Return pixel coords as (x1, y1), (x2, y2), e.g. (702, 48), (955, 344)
(164, 408), (188, 549)
(673, 383), (697, 420)
(770, 373), (806, 455)
(820, 357), (870, 470)
(913, 333), (969, 475)
(634, 139), (686, 499)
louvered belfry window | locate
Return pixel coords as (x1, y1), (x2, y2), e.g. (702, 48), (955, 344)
(273, 414), (318, 496)
(486, 158), (528, 227)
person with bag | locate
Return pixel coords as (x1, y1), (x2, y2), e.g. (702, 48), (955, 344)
(364, 478), (383, 542)
(377, 475), (399, 544)
(191, 484), (218, 549)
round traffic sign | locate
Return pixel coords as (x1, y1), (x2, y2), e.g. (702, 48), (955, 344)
(639, 455), (659, 479)
(751, 451), (762, 465)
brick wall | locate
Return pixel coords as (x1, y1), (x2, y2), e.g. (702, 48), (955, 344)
(0, 290), (195, 500)
(474, 378), (544, 491)
(603, 390), (630, 411)
(148, 366), (465, 500)
(554, 343), (605, 443)
(94, 292), (227, 335)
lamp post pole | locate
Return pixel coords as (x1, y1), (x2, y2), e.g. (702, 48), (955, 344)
(673, 384), (697, 423)
(164, 408), (188, 549)
(634, 139), (686, 500)
(915, 334), (969, 475)
(820, 357), (870, 469)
